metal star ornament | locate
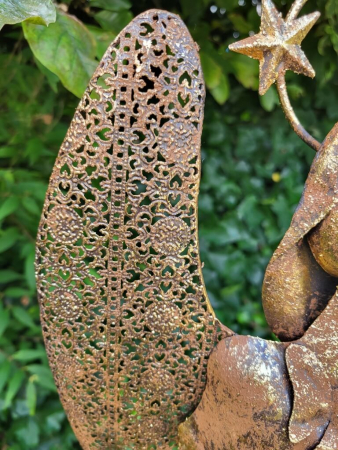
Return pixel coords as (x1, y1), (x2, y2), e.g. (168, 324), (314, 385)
(229, 0), (320, 95)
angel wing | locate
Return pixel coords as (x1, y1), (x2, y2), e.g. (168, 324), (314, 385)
(35, 10), (232, 449)
(36, 5), (338, 450)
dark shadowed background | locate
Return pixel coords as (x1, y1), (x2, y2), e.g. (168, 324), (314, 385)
(0, 0), (338, 447)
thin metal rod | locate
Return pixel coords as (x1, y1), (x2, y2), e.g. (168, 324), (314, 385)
(286, 0), (309, 21)
(279, 0), (322, 151)
(276, 70), (321, 152)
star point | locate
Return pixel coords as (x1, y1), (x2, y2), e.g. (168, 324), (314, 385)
(229, 0), (320, 95)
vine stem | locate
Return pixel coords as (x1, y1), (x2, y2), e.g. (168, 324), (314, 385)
(276, 69), (321, 152)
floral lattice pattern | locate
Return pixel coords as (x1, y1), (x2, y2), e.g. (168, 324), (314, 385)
(36, 9), (228, 449)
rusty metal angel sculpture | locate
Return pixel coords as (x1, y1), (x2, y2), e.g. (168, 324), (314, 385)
(35, 0), (338, 449)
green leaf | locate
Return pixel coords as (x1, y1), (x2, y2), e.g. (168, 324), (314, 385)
(0, 305), (10, 337)
(88, 25), (116, 59)
(0, 360), (11, 393)
(26, 380), (37, 415)
(12, 306), (36, 329)
(34, 57), (59, 93)
(0, 196), (19, 221)
(215, 0), (239, 12)
(4, 370), (25, 409)
(0, 0), (56, 30)
(5, 287), (30, 297)
(0, 270), (22, 284)
(22, 196), (40, 216)
(90, 0), (131, 12)
(25, 250), (36, 291)
(26, 365), (56, 392)
(0, 146), (13, 158)
(94, 10), (133, 33)
(23, 11), (98, 98)
(12, 349), (45, 362)
(228, 13), (253, 34)
(15, 418), (39, 448)
(230, 53), (259, 90)
(200, 52), (222, 90)
(260, 85), (279, 112)
(288, 84), (305, 100)
(0, 227), (20, 253)
(210, 73), (230, 104)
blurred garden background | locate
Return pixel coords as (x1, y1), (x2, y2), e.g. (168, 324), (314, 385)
(1, 0), (338, 447)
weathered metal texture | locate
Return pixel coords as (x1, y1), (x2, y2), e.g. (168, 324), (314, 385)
(262, 123), (338, 341)
(308, 205), (338, 278)
(178, 335), (324, 450)
(178, 1), (338, 447)
(228, 0), (319, 96)
(35, 9), (233, 449)
(178, 282), (338, 449)
(229, 0), (321, 151)
(286, 290), (338, 448)
(35, 1), (338, 449)
(230, 0), (338, 341)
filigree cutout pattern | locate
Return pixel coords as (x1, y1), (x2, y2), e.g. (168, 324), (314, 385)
(35, 9), (225, 449)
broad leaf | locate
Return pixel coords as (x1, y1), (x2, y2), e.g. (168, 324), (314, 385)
(4, 370), (25, 409)
(230, 53), (259, 90)
(94, 10), (133, 33)
(0, 270), (22, 284)
(23, 12), (97, 98)
(0, 227), (20, 253)
(26, 365), (57, 392)
(200, 52), (222, 89)
(260, 86), (279, 112)
(0, 0), (56, 30)
(15, 418), (39, 448)
(210, 73), (230, 104)
(34, 58), (59, 93)
(0, 305), (10, 337)
(228, 13), (253, 34)
(90, 0), (131, 12)
(87, 25), (116, 59)
(0, 196), (19, 221)
(0, 360), (11, 393)
(26, 381), (37, 415)
(12, 306), (36, 329)
(12, 349), (46, 362)
(215, 0), (239, 12)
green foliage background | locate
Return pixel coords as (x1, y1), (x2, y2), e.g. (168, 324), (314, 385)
(1, 0), (338, 447)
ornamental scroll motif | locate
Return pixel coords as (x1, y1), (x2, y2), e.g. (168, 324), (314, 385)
(35, 10), (229, 450)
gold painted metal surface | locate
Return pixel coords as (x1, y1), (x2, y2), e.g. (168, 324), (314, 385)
(276, 70), (321, 151)
(178, 336), (324, 450)
(263, 123), (338, 341)
(308, 205), (338, 278)
(229, 0), (321, 151)
(228, 0), (319, 95)
(230, 0), (338, 342)
(35, 10), (232, 449)
(179, 291), (338, 450)
(36, 2), (338, 449)
(286, 291), (338, 447)
(179, 1), (338, 448)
